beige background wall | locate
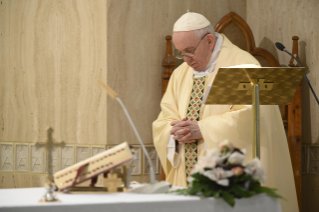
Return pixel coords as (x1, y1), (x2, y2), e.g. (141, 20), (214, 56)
(0, 0), (107, 187)
(246, 0), (319, 211)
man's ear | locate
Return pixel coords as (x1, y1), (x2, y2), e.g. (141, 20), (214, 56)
(206, 34), (216, 49)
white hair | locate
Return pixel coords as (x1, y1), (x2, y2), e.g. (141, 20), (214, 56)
(192, 25), (216, 38)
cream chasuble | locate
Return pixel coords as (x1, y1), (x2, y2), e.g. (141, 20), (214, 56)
(153, 34), (298, 212)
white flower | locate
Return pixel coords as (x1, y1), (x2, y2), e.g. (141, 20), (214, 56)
(207, 148), (230, 165)
(192, 148), (228, 174)
(244, 158), (266, 183)
(218, 139), (234, 153)
(228, 152), (245, 165)
(187, 176), (195, 185)
(206, 148), (220, 158)
(191, 156), (216, 174)
(203, 167), (234, 186)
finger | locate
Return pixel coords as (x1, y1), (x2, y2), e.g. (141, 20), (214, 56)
(173, 134), (185, 140)
(170, 121), (180, 126)
(170, 126), (186, 134)
(178, 133), (192, 143)
(171, 118), (188, 126)
(184, 139), (196, 144)
(179, 139), (196, 144)
(174, 128), (190, 135)
(173, 121), (190, 128)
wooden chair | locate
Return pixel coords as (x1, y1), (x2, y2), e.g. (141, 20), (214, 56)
(161, 12), (302, 211)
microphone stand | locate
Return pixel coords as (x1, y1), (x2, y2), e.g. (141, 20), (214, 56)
(283, 50), (319, 105)
(276, 42), (319, 105)
(116, 97), (156, 184)
(98, 80), (171, 194)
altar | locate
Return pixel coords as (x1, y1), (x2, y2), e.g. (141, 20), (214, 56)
(0, 187), (281, 212)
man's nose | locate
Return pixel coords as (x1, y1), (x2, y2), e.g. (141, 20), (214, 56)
(183, 55), (192, 62)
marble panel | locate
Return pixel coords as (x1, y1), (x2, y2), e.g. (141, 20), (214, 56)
(30, 145), (44, 173)
(15, 144), (28, 172)
(130, 146), (142, 175)
(92, 146), (106, 156)
(61, 145), (74, 170)
(76, 146), (90, 163)
(0, 0), (107, 144)
(0, 143), (13, 172)
(302, 145), (306, 174)
(143, 146), (159, 174)
(308, 146), (319, 174)
(45, 147), (59, 173)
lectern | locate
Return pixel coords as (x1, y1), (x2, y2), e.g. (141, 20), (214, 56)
(205, 66), (305, 158)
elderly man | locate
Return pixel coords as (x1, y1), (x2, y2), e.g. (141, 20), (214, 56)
(153, 12), (298, 212)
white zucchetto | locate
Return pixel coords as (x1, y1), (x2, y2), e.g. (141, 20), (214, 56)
(173, 12), (211, 32)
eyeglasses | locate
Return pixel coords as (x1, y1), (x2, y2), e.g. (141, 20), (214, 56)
(174, 33), (210, 59)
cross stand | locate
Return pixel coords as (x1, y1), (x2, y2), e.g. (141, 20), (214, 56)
(35, 127), (65, 202)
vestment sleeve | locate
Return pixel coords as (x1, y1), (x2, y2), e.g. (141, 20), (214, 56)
(198, 105), (253, 149)
(152, 72), (181, 175)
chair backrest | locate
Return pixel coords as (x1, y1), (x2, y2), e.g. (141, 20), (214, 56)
(214, 12), (280, 67)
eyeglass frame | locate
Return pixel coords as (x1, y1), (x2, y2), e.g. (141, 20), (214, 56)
(178, 32), (210, 58)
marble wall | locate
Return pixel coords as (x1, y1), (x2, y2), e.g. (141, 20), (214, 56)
(0, 0), (107, 187)
(246, 1), (319, 211)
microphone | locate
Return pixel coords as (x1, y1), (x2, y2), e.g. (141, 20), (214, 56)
(275, 42), (319, 105)
(98, 80), (171, 194)
(275, 42), (285, 51)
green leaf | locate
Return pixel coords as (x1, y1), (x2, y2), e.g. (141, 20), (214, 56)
(230, 184), (254, 198)
(169, 188), (189, 195)
(259, 186), (284, 200)
(221, 191), (235, 207)
(213, 191), (220, 198)
(201, 187), (216, 198)
(188, 184), (203, 195)
(234, 173), (252, 183)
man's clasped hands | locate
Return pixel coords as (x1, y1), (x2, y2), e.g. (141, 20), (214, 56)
(170, 118), (203, 144)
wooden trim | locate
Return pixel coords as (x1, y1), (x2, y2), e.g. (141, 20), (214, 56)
(215, 12), (256, 53)
(288, 84), (302, 212)
(287, 36), (302, 212)
(215, 12), (280, 67)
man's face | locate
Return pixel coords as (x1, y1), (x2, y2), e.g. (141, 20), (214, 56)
(173, 31), (215, 72)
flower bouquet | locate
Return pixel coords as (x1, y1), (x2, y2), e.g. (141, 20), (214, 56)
(173, 140), (282, 207)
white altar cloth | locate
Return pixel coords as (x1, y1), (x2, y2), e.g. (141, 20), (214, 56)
(0, 187), (281, 212)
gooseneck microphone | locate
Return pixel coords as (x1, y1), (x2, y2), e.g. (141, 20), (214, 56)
(275, 42), (319, 105)
(275, 42), (286, 51)
(98, 80), (171, 194)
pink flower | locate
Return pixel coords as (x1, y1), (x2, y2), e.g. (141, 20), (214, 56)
(231, 167), (244, 176)
(218, 140), (234, 153)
